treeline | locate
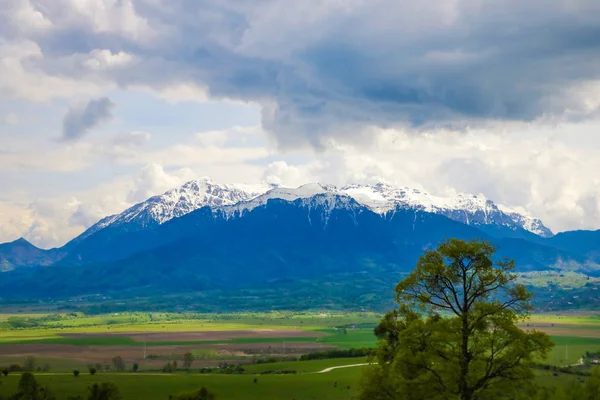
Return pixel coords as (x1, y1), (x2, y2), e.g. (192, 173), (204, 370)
(3, 314), (63, 329)
(0, 372), (217, 400)
(299, 348), (373, 361)
(532, 363), (591, 377)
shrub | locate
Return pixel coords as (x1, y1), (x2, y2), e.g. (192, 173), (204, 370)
(87, 382), (122, 400)
(73, 370), (80, 377)
(169, 386), (216, 400)
(89, 367), (97, 375)
(8, 364), (23, 372)
(111, 356), (125, 372)
(24, 356), (36, 371)
(162, 362), (174, 373)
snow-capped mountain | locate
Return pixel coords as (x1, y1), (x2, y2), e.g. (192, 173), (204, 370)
(76, 178), (272, 241)
(340, 183), (553, 237)
(220, 183), (356, 219)
(73, 178), (552, 243)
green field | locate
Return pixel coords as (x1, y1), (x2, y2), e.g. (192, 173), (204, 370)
(1, 311), (600, 399)
(0, 367), (365, 400)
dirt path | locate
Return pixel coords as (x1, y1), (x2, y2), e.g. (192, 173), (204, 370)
(316, 363), (370, 373)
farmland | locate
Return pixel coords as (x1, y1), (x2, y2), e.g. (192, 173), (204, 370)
(0, 311), (600, 399)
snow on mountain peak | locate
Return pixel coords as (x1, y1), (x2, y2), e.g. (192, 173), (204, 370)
(78, 179), (271, 239)
(220, 182), (347, 218)
(79, 178), (552, 240)
(340, 183), (552, 237)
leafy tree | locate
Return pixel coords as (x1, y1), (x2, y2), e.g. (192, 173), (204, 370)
(360, 239), (553, 400)
(132, 363), (139, 373)
(111, 357), (125, 373)
(162, 362), (174, 373)
(11, 372), (55, 400)
(561, 367), (600, 400)
(24, 357), (36, 372)
(2, 369), (8, 377)
(73, 370), (80, 377)
(17, 372), (38, 398)
(86, 382), (122, 400)
(88, 367), (97, 375)
(169, 387), (216, 400)
(183, 352), (195, 370)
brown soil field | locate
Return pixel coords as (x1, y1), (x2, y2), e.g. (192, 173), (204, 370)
(0, 340), (334, 369)
(62, 329), (323, 342)
(517, 323), (600, 338)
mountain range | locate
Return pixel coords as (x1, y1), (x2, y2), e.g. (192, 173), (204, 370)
(0, 178), (599, 309)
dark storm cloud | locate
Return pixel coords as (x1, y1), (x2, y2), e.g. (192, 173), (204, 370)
(10, 0), (600, 146)
(62, 98), (114, 141)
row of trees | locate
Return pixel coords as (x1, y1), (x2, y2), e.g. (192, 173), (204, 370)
(0, 372), (121, 400)
(0, 373), (217, 400)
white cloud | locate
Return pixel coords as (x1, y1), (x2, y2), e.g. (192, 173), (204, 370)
(0, 40), (111, 101)
(85, 49), (136, 70)
(156, 83), (210, 103)
(127, 163), (196, 203)
(58, 0), (158, 43)
(3, 0), (53, 34)
(0, 143), (93, 172)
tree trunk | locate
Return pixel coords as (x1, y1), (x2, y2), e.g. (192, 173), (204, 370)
(460, 261), (471, 400)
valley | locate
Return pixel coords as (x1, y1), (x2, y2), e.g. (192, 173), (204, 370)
(2, 181), (600, 399)
(1, 312), (599, 400)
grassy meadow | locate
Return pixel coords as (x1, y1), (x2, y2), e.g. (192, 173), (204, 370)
(1, 311), (600, 399)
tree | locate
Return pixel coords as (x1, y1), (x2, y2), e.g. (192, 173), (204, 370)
(11, 372), (56, 400)
(561, 367), (600, 400)
(111, 357), (125, 373)
(88, 367), (97, 375)
(169, 387), (216, 400)
(183, 352), (195, 370)
(17, 372), (38, 398)
(73, 370), (80, 377)
(87, 382), (122, 400)
(24, 357), (36, 372)
(132, 363), (139, 373)
(360, 239), (553, 400)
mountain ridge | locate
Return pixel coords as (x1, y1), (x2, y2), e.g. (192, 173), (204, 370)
(66, 179), (553, 246)
(0, 182), (599, 309)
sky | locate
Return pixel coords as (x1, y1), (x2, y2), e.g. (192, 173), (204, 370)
(1, 0), (600, 248)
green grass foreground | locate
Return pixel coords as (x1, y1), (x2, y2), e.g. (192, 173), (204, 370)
(0, 365), (588, 400)
(0, 366), (365, 400)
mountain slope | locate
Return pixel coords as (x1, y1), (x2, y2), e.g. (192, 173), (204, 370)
(0, 238), (57, 271)
(56, 181), (554, 266)
(0, 197), (490, 297)
(548, 229), (600, 263)
(0, 195), (586, 301)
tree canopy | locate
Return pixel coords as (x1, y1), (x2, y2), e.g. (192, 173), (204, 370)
(360, 239), (554, 400)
